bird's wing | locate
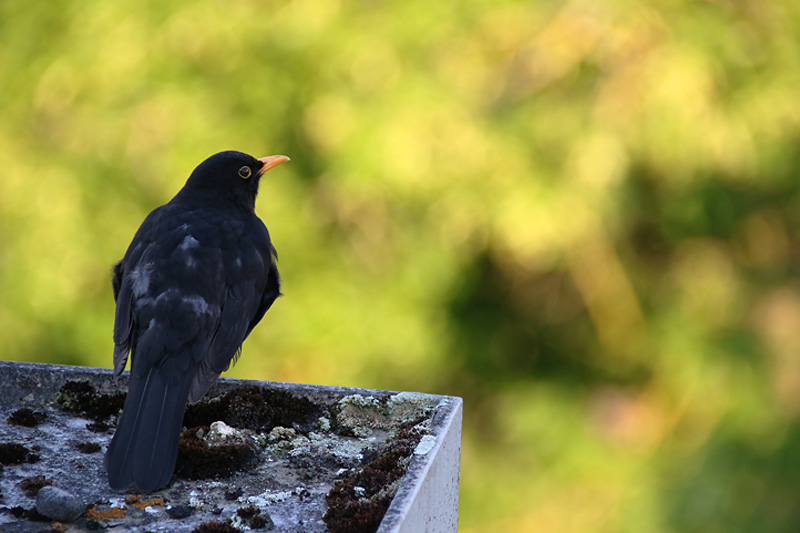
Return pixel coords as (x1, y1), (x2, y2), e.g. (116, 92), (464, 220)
(188, 221), (279, 402)
(112, 268), (133, 376)
(247, 243), (281, 337)
(112, 260), (123, 302)
(111, 208), (167, 376)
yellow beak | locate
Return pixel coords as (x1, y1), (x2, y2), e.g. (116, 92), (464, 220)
(257, 155), (290, 176)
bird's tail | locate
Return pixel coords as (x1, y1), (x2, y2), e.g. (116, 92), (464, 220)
(104, 365), (192, 492)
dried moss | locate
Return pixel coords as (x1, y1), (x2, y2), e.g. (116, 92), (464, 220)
(184, 386), (322, 433)
(55, 380), (125, 423)
(7, 408), (46, 427)
(174, 426), (256, 480)
(322, 420), (426, 533)
(0, 443), (40, 465)
(236, 505), (274, 530)
(191, 519), (240, 533)
(20, 475), (52, 497)
(75, 441), (101, 454)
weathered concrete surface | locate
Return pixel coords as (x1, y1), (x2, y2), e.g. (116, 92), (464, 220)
(0, 361), (461, 532)
(378, 395), (462, 533)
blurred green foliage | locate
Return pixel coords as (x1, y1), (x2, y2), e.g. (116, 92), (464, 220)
(2, 0), (800, 530)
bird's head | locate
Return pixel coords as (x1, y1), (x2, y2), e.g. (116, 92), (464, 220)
(180, 151), (290, 211)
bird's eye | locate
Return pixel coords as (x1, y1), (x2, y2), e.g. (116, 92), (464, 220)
(238, 166), (252, 179)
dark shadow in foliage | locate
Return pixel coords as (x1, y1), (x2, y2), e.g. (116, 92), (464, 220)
(622, 162), (756, 247)
(441, 246), (660, 440)
(445, 251), (650, 389)
(662, 421), (800, 533)
(622, 158), (800, 264)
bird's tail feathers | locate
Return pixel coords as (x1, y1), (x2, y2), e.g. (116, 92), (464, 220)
(104, 365), (192, 492)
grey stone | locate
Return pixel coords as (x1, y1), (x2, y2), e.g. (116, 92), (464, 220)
(35, 486), (85, 522)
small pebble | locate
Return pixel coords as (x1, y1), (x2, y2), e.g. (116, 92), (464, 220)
(225, 487), (244, 501)
(206, 421), (248, 446)
(35, 486), (85, 522)
(166, 504), (193, 519)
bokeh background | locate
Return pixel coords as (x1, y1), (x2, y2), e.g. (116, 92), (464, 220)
(2, 0), (800, 531)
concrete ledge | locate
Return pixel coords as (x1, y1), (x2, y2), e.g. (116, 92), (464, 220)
(0, 361), (461, 532)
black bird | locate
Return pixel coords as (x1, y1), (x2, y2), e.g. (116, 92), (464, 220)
(105, 150), (289, 492)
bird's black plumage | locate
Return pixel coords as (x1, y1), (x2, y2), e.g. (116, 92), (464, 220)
(104, 150), (288, 492)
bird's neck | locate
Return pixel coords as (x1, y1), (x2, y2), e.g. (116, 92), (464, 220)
(173, 187), (256, 215)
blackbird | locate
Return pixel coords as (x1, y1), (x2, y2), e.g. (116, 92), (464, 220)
(104, 150), (289, 492)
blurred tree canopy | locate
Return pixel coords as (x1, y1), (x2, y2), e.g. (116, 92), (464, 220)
(2, 0), (800, 531)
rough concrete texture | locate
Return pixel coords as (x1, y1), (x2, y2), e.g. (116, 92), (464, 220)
(0, 361), (461, 532)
